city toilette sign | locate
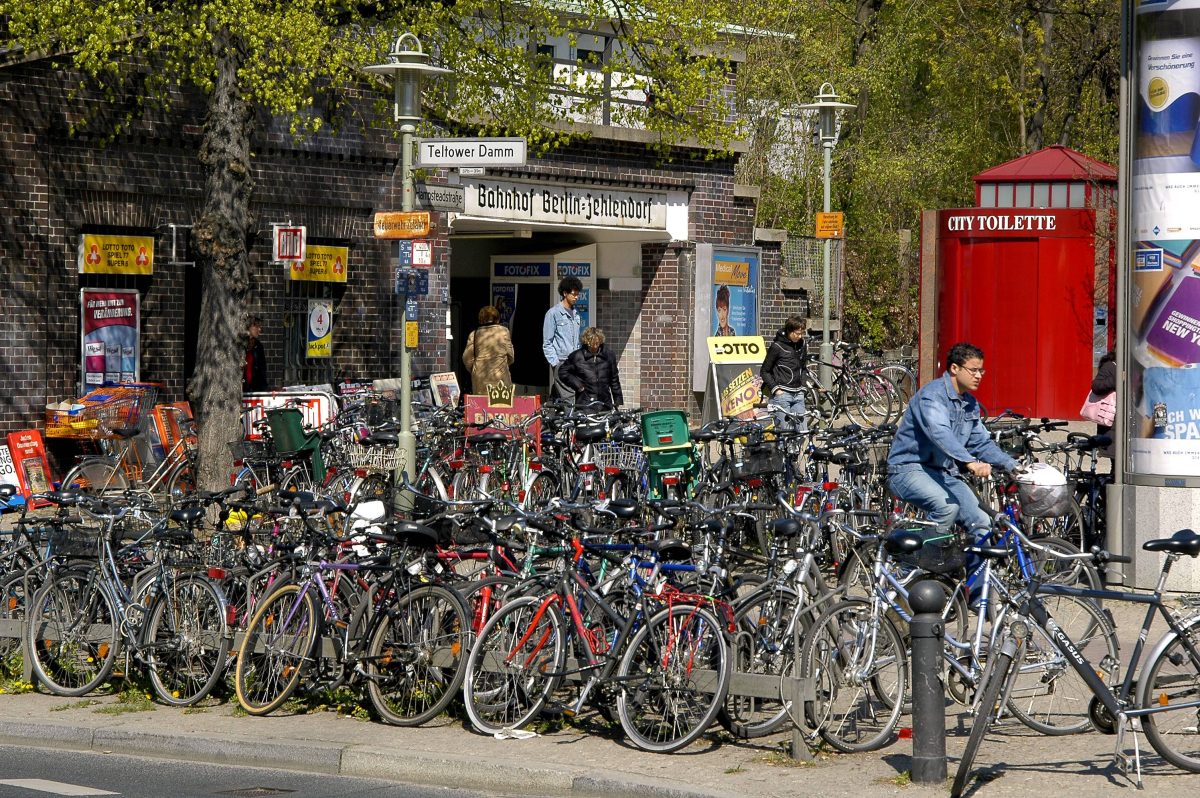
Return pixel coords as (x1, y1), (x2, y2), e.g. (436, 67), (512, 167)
(462, 178), (668, 230)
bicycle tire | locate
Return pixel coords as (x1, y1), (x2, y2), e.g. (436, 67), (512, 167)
(26, 569), (120, 696)
(617, 603), (732, 752)
(164, 461), (198, 506)
(1005, 593), (1117, 735)
(145, 574), (230, 706)
(457, 575), (519, 637)
(462, 594), (566, 735)
(800, 598), (908, 753)
(61, 460), (128, 497)
(522, 471), (559, 510)
(0, 571), (36, 661)
(951, 648), (1016, 798)
(1019, 536), (1102, 593)
(234, 582), (319, 715)
(1138, 614), (1200, 771)
(366, 583), (470, 727)
(721, 586), (805, 739)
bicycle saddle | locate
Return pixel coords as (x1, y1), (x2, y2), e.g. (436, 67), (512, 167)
(575, 425), (608, 444)
(468, 432), (508, 445)
(641, 537), (691, 561)
(1143, 529), (1200, 557)
(169, 505), (206, 526)
(606, 498), (640, 520)
(378, 520), (441, 549)
(109, 425), (141, 439)
(770, 517), (803, 539)
(689, 428), (716, 443)
(362, 432), (398, 445)
(612, 428), (642, 445)
(885, 529), (924, 555)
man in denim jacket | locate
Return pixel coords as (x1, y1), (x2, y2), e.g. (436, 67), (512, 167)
(887, 342), (1018, 540)
(542, 276), (583, 403)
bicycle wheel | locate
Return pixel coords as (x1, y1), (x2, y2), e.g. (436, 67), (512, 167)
(522, 471), (558, 510)
(0, 571), (35, 661)
(951, 647), (1016, 798)
(617, 603), (732, 752)
(800, 598), (908, 753)
(61, 460), (128, 496)
(26, 570), (120, 696)
(1139, 615), (1200, 771)
(1019, 536), (1101, 592)
(847, 374), (895, 428)
(366, 583), (470, 727)
(462, 594), (565, 735)
(721, 586), (804, 739)
(145, 575), (230, 706)
(234, 582), (319, 715)
(458, 575), (519, 637)
(603, 472), (635, 502)
(451, 468), (485, 502)
(164, 461), (198, 506)
(1005, 593), (1117, 735)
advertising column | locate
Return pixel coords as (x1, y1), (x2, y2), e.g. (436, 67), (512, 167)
(1124, 0), (1200, 588)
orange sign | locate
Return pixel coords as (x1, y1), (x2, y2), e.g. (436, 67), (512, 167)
(374, 211), (431, 239)
(815, 212), (845, 239)
(7, 430), (53, 507)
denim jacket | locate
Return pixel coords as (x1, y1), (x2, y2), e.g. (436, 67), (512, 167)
(886, 372), (1018, 475)
(542, 303), (581, 367)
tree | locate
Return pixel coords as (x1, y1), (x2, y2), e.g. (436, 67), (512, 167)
(4, 0), (742, 488)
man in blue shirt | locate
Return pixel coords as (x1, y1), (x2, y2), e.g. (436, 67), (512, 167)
(542, 277), (583, 403)
(887, 342), (1018, 541)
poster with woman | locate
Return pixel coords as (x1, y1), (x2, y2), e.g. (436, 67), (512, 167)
(710, 249), (759, 339)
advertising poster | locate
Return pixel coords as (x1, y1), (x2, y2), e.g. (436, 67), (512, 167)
(703, 336), (767, 421)
(710, 249), (759, 338)
(491, 283), (516, 327)
(429, 372), (462, 407)
(557, 262), (592, 329)
(288, 245), (349, 283)
(81, 289), (140, 387)
(306, 300), (333, 358)
(6, 430), (53, 508)
(1130, 1), (1200, 475)
(463, 394), (542, 455)
(78, 233), (154, 275)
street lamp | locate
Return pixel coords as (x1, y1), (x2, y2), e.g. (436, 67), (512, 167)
(798, 83), (855, 390)
(366, 33), (452, 505)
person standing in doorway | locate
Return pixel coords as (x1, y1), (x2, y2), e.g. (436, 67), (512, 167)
(760, 315), (810, 432)
(244, 316), (268, 393)
(560, 327), (624, 410)
(463, 305), (515, 395)
(542, 276), (583, 404)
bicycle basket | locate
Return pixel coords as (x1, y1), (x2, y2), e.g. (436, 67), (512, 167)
(346, 444), (401, 473)
(1017, 482), (1074, 518)
(731, 444), (785, 480)
(228, 438), (273, 461)
(594, 442), (644, 473)
(42, 525), (99, 559)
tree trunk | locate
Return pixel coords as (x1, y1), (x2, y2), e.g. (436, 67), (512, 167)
(188, 24), (256, 491)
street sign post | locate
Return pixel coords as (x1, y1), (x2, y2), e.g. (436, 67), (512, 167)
(414, 182), (466, 213)
(415, 137), (527, 168)
(374, 211), (431, 239)
(394, 268), (429, 296)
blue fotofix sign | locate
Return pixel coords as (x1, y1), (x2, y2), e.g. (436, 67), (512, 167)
(711, 249), (759, 338)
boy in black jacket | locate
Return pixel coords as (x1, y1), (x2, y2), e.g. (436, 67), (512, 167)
(760, 316), (809, 432)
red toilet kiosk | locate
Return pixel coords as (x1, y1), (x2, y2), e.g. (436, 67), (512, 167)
(918, 146), (1118, 419)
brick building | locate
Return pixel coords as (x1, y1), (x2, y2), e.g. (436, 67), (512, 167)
(1, 47), (791, 458)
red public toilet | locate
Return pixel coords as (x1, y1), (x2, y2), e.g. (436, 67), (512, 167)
(919, 146), (1117, 419)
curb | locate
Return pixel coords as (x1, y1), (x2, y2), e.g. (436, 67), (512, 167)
(0, 720), (742, 798)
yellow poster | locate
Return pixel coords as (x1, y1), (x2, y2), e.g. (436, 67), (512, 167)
(719, 366), (761, 419)
(288, 245), (349, 283)
(306, 300), (332, 358)
(405, 321), (419, 348)
(714, 258), (750, 286)
(78, 234), (155, 275)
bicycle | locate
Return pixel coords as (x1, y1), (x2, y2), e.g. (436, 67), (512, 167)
(953, 529), (1200, 795)
(805, 341), (898, 429)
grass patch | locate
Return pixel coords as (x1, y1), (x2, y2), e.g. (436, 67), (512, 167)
(52, 699), (100, 712)
(182, 705), (208, 715)
(93, 685), (155, 715)
(755, 749), (815, 768)
(0, 651), (34, 695)
(724, 764), (745, 774)
(878, 771), (911, 787)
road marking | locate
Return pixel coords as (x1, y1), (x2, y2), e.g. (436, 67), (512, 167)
(0, 780), (117, 796)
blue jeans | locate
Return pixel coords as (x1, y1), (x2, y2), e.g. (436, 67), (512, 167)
(771, 390), (807, 433)
(888, 466), (990, 539)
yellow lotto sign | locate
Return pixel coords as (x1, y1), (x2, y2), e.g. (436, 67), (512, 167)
(78, 234), (155, 275)
(289, 245), (349, 283)
(405, 321), (419, 348)
(708, 336), (767, 364)
(714, 259), (750, 286)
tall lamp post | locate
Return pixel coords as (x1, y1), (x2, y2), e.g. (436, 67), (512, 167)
(798, 83), (855, 390)
(366, 34), (452, 502)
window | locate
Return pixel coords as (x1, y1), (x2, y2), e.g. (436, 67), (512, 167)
(996, 183), (1014, 208)
(979, 184), (996, 207)
(1069, 182), (1086, 208)
(1051, 183), (1068, 207)
(1013, 183), (1031, 208)
(1033, 183), (1050, 208)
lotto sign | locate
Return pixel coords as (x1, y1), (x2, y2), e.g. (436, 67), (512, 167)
(273, 225), (307, 261)
(288, 244), (348, 283)
(705, 335), (767, 422)
(708, 336), (767, 363)
(78, 234), (154, 275)
(307, 300), (332, 358)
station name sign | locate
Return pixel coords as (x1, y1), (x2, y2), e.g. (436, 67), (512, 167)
(464, 178), (668, 230)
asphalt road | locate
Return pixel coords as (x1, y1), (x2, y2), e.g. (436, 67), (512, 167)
(0, 744), (529, 798)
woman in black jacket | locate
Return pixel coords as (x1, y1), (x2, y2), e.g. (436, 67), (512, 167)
(559, 327), (623, 410)
(760, 315), (810, 431)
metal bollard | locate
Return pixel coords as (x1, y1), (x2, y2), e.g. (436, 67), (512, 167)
(908, 580), (947, 783)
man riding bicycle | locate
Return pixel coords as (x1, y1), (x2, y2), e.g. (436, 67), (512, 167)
(886, 342), (1019, 550)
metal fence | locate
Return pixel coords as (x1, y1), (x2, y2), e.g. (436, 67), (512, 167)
(781, 236), (844, 321)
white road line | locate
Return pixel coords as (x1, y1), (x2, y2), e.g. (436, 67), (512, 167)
(0, 780), (117, 796)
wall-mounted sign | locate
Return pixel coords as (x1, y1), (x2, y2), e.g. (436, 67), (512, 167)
(374, 211), (431, 239)
(494, 261), (552, 278)
(272, 225), (306, 261)
(81, 289), (140, 387)
(415, 137), (527, 168)
(78, 234), (154, 275)
(288, 244), (348, 283)
(306, 300), (332, 358)
(462, 179), (668, 230)
(414, 182), (466, 213)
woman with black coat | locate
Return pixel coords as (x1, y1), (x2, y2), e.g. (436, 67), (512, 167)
(559, 327), (624, 410)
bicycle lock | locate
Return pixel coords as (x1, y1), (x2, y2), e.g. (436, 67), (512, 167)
(909, 580), (947, 783)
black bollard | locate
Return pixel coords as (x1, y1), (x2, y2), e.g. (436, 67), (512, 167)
(908, 579), (947, 783)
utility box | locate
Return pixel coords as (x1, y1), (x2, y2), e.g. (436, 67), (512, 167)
(919, 146), (1117, 419)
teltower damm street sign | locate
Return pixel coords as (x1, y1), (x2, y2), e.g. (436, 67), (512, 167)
(415, 137), (527, 168)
